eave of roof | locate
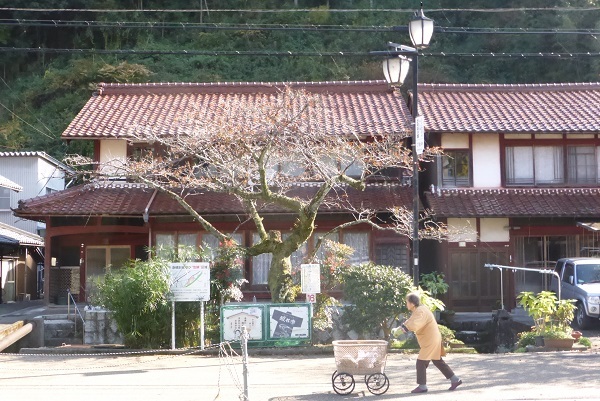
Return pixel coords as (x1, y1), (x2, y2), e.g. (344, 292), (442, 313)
(13, 181), (413, 220)
(417, 82), (600, 133)
(0, 222), (44, 247)
(0, 174), (22, 192)
(62, 80), (414, 140)
(0, 151), (74, 173)
(425, 188), (600, 218)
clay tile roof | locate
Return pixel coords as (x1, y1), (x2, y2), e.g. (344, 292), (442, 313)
(62, 80), (413, 139)
(14, 181), (413, 220)
(425, 188), (600, 218)
(417, 82), (600, 133)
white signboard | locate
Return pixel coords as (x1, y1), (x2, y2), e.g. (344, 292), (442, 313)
(169, 262), (211, 302)
(222, 306), (264, 341)
(415, 115), (425, 155)
(301, 264), (321, 294)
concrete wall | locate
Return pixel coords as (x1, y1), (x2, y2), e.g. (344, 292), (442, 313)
(84, 308), (123, 345)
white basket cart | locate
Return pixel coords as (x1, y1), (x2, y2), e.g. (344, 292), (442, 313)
(331, 340), (390, 395)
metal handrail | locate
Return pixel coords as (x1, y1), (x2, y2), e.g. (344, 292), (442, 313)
(67, 289), (85, 335)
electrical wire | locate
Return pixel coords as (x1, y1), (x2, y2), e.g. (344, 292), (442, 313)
(1, 47), (599, 58)
(1, 19), (600, 36)
(1, 7), (600, 13)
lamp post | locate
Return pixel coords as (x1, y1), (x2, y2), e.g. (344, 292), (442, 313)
(373, 3), (434, 286)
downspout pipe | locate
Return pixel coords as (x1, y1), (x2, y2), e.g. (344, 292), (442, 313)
(0, 321), (35, 352)
(143, 189), (158, 253)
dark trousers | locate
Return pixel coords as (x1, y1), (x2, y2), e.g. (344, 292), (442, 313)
(416, 358), (454, 385)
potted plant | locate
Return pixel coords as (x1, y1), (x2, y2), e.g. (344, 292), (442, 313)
(517, 291), (576, 349)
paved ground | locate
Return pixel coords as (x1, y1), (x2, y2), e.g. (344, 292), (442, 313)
(1, 350), (600, 400)
(2, 300), (600, 400)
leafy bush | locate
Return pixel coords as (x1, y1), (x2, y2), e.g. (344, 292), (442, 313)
(517, 330), (537, 348)
(438, 324), (456, 345)
(310, 240), (352, 334)
(95, 257), (172, 348)
(419, 272), (449, 299)
(338, 262), (413, 339)
(209, 238), (247, 304)
(578, 336), (592, 348)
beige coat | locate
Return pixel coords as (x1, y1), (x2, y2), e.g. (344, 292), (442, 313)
(404, 305), (446, 360)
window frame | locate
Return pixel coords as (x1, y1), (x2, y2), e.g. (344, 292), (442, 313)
(0, 187), (10, 210)
(503, 137), (600, 188)
(440, 149), (471, 188)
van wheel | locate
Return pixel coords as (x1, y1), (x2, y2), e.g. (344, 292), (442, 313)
(574, 302), (594, 330)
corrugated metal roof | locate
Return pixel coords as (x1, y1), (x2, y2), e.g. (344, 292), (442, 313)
(0, 151), (73, 173)
(0, 174), (22, 192)
(0, 222), (44, 247)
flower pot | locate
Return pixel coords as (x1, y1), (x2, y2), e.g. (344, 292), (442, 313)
(543, 338), (574, 350)
(534, 335), (545, 347)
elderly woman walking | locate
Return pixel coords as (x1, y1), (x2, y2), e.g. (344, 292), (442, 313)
(396, 292), (462, 394)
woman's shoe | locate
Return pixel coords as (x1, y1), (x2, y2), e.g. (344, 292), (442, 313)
(411, 386), (428, 394)
(449, 379), (463, 391)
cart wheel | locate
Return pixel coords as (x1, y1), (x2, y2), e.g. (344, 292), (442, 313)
(332, 372), (355, 395)
(366, 373), (389, 395)
(331, 370), (337, 383)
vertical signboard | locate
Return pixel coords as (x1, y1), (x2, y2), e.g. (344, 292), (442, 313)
(301, 263), (321, 294)
(169, 262), (210, 350)
(415, 115), (425, 155)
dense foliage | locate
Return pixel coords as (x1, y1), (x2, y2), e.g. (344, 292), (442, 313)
(338, 262), (414, 339)
(1, 1), (599, 159)
(94, 257), (172, 348)
(95, 243), (247, 348)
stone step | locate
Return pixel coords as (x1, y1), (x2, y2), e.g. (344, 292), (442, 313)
(43, 318), (83, 346)
(45, 337), (84, 347)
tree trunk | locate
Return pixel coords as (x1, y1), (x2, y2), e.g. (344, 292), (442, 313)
(268, 249), (296, 303)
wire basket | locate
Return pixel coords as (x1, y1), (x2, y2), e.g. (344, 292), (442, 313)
(332, 340), (388, 375)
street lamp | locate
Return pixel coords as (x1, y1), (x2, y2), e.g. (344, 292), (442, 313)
(377, 3), (434, 286)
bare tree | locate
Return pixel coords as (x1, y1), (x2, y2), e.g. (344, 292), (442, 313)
(67, 86), (446, 302)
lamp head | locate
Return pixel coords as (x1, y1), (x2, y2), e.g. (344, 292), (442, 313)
(408, 3), (434, 49)
(382, 55), (410, 85)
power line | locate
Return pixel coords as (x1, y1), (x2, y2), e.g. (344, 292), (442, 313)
(1, 7), (600, 13)
(1, 46), (598, 58)
(2, 19), (600, 36)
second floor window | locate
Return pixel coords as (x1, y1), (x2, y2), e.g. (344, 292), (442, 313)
(506, 144), (600, 186)
(441, 150), (470, 187)
(568, 146), (597, 184)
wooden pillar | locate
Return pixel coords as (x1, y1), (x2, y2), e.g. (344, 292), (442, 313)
(43, 217), (51, 305)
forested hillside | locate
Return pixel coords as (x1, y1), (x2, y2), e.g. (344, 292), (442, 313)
(0, 0), (599, 159)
